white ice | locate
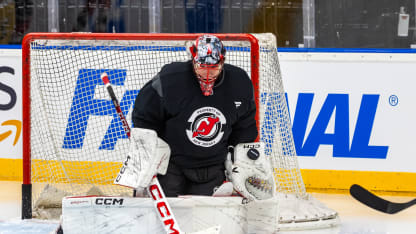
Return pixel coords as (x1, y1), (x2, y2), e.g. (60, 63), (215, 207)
(0, 181), (415, 234)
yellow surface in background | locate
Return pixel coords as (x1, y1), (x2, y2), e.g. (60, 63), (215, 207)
(1, 158), (415, 195)
(31, 159), (121, 184)
(302, 169), (416, 196)
(0, 158), (21, 181)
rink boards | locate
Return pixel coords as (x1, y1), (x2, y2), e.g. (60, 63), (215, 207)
(1, 47), (416, 194)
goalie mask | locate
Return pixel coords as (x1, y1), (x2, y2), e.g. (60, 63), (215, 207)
(190, 35), (226, 96)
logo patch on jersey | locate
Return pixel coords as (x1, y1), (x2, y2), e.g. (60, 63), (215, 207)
(186, 107), (226, 147)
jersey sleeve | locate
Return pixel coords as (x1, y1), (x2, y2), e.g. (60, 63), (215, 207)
(228, 71), (258, 146)
(132, 74), (166, 135)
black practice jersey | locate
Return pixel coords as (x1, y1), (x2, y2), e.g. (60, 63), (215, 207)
(132, 61), (258, 168)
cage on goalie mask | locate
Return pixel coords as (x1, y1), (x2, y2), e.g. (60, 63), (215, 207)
(190, 35), (226, 96)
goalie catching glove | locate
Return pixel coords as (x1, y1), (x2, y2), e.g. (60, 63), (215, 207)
(225, 142), (275, 201)
(114, 128), (170, 189)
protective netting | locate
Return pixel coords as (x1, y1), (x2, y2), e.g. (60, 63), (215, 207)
(26, 33), (306, 216)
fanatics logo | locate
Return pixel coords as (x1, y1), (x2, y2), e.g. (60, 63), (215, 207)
(186, 107), (226, 147)
(234, 101), (241, 108)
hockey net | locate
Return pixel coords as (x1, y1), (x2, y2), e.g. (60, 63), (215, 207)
(22, 33), (338, 229)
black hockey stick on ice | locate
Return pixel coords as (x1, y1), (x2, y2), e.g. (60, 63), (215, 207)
(350, 184), (416, 214)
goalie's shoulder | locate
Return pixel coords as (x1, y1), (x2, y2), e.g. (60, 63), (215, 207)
(147, 61), (193, 97)
(159, 61), (193, 78)
(223, 64), (251, 86)
(223, 63), (246, 73)
(222, 64), (253, 98)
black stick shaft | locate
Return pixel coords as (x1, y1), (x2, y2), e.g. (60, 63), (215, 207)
(101, 73), (135, 196)
(102, 75), (131, 138)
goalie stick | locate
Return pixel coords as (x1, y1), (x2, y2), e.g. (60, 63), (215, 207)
(101, 73), (220, 234)
(101, 73), (182, 233)
(350, 184), (416, 214)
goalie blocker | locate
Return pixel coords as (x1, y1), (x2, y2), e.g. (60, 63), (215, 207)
(114, 128), (170, 189)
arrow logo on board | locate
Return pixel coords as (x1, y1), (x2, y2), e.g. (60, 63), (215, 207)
(0, 120), (21, 146)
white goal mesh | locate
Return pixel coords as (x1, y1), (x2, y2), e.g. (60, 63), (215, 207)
(22, 33), (337, 229)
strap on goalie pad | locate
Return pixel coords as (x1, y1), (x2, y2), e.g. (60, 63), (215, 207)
(114, 128), (170, 189)
(225, 142), (275, 201)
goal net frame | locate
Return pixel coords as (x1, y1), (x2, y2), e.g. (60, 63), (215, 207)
(21, 33), (261, 217)
(21, 33), (338, 230)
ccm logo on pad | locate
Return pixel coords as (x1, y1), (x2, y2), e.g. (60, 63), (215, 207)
(95, 198), (124, 205)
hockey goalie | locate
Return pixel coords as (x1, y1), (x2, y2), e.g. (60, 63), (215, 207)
(111, 34), (279, 233)
(62, 35), (279, 234)
(128, 34), (261, 198)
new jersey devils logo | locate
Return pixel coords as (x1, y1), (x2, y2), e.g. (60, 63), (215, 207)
(192, 116), (219, 137)
(186, 107), (226, 147)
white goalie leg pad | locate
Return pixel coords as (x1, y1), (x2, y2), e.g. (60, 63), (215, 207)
(225, 142), (275, 201)
(276, 193), (340, 230)
(62, 196), (246, 234)
(114, 128), (170, 189)
(246, 197), (279, 234)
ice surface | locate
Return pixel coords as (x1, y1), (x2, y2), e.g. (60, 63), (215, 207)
(0, 218), (60, 234)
